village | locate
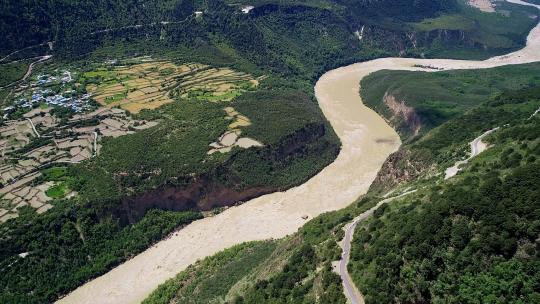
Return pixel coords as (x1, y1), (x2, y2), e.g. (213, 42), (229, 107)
(0, 65), (159, 223)
(3, 69), (92, 119)
(0, 57), (262, 223)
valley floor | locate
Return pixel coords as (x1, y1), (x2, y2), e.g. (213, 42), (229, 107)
(58, 1), (540, 303)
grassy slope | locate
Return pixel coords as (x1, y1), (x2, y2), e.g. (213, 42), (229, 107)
(0, 60), (28, 87)
(361, 63), (540, 139)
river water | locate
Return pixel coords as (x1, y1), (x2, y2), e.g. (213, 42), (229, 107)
(58, 1), (540, 302)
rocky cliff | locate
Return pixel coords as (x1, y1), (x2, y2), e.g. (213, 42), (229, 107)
(111, 122), (337, 224)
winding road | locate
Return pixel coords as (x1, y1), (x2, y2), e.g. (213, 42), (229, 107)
(57, 1), (540, 303)
(444, 127), (500, 179)
(1, 55), (52, 104)
(339, 190), (418, 304)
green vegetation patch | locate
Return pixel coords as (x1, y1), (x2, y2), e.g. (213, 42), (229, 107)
(45, 183), (68, 199)
(412, 14), (475, 31)
(0, 61), (28, 87)
(144, 241), (277, 304)
(83, 69), (115, 79)
(104, 91), (127, 104)
(41, 166), (68, 181)
(234, 89), (329, 144)
(361, 62), (540, 138)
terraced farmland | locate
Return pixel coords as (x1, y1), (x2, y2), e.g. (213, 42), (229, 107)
(86, 61), (259, 113)
(0, 106), (157, 223)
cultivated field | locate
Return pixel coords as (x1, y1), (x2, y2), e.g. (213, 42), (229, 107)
(0, 59), (261, 223)
(208, 106), (263, 154)
(0, 106), (157, 223)
(86, 61), (258, 113)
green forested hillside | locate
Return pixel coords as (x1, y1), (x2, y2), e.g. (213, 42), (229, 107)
(0, 0), (539, 303)
(361, 63), (540, 139)
(1, 207), (202, 303)
(353, 71), (540, 303)
(349, 101), (540, 303)
(140, 68), (540, 304)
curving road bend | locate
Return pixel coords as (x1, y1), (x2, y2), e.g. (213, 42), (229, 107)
(444, 127), (500, 179)
(58, 1), (540, 303)
(339, 190), (417, 304)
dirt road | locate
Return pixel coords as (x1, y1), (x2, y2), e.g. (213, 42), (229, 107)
(339, 190), (417, 304)
(58, 1), (540, 303)
(444, 127), (500, 179)
(0, 55), (51, 90)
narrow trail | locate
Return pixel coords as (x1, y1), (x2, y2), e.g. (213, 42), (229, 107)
(92, 132), (98, 157)
(445, 99), (540, 179)
(0, 42), (50, 63)
(90, 15), (194, 35)
(26, 118), (41, 138)
(58, 1), (540, 303)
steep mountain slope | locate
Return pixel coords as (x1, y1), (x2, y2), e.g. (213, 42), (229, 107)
(141, 65), (540, 304)
(350, 86), (540, 303)
(1, 0), (537, 60)
(363, 63), (540, 192)
(0, 0), (538, 303)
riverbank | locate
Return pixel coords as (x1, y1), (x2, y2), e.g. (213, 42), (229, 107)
(58, 1), (540, 302)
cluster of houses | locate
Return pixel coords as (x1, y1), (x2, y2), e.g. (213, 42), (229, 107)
(37, 70), (72, 85)
(3, 70), (92, 119)
(27, 90), (91, 112)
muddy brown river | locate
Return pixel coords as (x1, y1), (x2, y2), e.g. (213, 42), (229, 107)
(58, 1), (540, 302)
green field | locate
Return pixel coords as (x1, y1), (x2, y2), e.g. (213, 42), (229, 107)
(45, 183), (68, 199)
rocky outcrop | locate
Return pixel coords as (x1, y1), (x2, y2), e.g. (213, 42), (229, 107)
(110, 122), (337, 225)
(118, 176), (273, 225)
(383, 92), (421, 136)
(369, 147), (431, 194)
